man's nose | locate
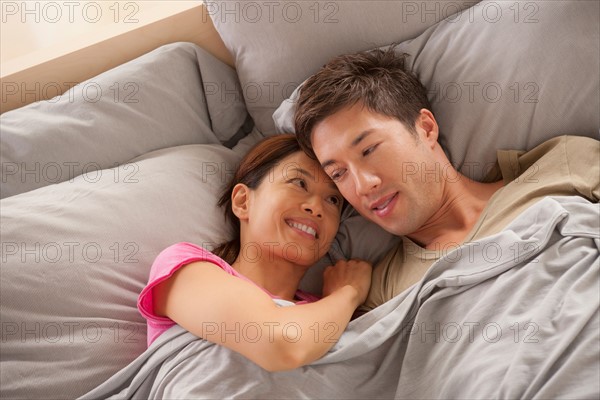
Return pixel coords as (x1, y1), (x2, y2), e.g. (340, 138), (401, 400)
(354, 170), (381, 196)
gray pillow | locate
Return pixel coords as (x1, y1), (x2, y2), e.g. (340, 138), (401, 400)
(274, 0), (600, 181)
(0, 144), (239, 399)
(209, 0), (477, 135)
(0, 42), (248, 199)
(0, 138), (399, 399)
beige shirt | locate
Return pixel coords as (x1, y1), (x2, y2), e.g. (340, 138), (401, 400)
(360, 135), (600, 313)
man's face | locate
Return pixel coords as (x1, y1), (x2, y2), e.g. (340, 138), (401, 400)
(311, 103), (444, 236)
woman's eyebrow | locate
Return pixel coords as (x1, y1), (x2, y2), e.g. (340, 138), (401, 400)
(289, 167), (315, 180)
(289, 167), (338, 191)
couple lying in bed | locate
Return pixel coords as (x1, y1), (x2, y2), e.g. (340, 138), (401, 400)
(140, 46), (600, 372)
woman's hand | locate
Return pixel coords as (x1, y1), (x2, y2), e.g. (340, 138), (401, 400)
(322, 259), (372, 307)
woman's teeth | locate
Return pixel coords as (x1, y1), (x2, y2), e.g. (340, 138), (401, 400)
(288, 221), (317, 238)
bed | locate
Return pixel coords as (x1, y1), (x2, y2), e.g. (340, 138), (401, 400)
(1, 1), (598, 399)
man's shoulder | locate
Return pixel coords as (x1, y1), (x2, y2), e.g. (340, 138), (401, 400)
(495, 135), (597, 181)
(525, 135), (599, 176)
(525, 135), (598, 159)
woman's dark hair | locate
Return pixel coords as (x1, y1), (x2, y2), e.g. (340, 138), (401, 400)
(295, 44), (432, 159)
(212, 134), (302, 264)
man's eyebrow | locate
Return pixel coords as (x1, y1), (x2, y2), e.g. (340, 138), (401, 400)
(321, 130), (374, 169)
(351, 130), (374, 147)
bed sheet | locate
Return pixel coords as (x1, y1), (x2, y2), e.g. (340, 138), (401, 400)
(79, 196), (600, 399)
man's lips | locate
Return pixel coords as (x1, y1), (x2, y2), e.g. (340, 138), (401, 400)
(369, 192), (399, 217)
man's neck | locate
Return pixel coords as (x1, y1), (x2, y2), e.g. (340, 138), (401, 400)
(408, 179), (504, 250)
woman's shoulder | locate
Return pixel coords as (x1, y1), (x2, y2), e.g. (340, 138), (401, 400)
(150, 242), (234, 278)
(157, 242), (224, 263)
(159, 241), (212, 256)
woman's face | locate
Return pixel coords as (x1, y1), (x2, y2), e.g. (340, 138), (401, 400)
(240, 151), (343, 266)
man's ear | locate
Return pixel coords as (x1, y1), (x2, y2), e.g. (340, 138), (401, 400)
(416, 108), (439, 147)
(231, 183), (251, 220)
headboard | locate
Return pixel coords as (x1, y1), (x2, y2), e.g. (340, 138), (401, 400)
(1, 3), (233, 114)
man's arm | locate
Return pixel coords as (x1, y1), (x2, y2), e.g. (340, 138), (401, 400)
(564, 136), (600, 202)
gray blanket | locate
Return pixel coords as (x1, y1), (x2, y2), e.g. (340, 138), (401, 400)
(80, 196), (599, 399)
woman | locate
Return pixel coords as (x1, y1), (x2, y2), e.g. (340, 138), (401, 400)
(138, 135), (372, 372)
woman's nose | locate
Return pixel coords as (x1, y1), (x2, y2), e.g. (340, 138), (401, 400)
(303, 197), (323, 218)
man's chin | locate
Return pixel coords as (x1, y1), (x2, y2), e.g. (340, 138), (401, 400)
(366, 212), (408, 237)
(358, 209), (394, 232)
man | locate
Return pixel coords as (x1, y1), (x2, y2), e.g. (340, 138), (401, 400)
(294, 46), (599, 312)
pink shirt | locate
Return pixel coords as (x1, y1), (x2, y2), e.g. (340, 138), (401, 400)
(138, 242), (320, 346)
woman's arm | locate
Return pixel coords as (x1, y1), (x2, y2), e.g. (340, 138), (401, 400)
(154, 259), (371, 372)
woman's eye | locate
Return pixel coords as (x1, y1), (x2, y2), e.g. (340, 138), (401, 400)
(290, 178), (307, 189)
(327, 195), (342, 207)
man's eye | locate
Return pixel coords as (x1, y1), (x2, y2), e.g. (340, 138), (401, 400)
(330, 170), (345, 182)
(362, 144), (379, 157)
